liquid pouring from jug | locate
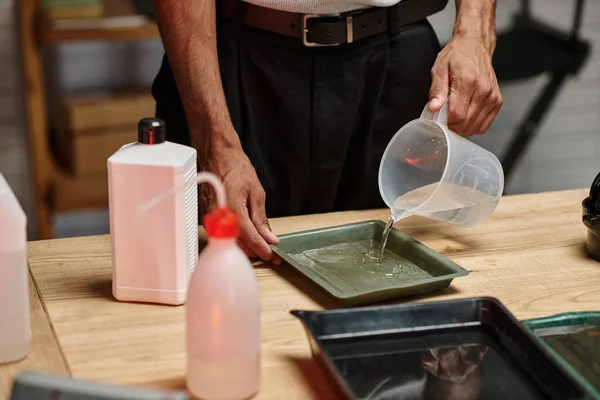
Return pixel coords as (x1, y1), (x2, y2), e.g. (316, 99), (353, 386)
(378, 99), (504, 228)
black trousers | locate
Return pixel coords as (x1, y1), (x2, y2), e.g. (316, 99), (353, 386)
(151, 13), (441, 218)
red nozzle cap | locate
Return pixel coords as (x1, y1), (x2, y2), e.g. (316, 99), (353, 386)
(203, 207), (239, 238)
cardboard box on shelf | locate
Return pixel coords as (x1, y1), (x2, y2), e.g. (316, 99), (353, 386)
(45, 0), (149, 30)
(55, 127), (136, 176)
(42, 0), (101, 6)
(42, 0), (103, 20)
(46, 5), (104, 20)
(53, 90), (156, 176)
(56, 90), (156, 132)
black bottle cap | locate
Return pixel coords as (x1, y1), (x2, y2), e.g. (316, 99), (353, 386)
(138, 118), (166, 144)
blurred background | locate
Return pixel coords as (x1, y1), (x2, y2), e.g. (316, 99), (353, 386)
(0, 0), (598, 240)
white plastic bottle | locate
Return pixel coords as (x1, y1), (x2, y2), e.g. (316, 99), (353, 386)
(108, 118), (198, 305)
(0, 173), (31, 364)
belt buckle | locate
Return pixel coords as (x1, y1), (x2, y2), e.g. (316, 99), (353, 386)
(302, 14), (354, 47)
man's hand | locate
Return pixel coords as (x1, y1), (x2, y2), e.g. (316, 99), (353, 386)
(428, 0), (502, 137)
(202, 143), (280, 263)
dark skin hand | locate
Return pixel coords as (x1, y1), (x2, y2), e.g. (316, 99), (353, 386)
(428, 0), (503, 136)
(201, 147), (280, 261)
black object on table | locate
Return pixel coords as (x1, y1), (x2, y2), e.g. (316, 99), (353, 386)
(583, 171), (600, 261)
(492, 0), (591, 189)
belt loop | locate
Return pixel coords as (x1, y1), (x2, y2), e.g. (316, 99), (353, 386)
(387, 4), (400, 37)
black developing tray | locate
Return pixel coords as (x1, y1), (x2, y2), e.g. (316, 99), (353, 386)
(291, 297), (595, 400)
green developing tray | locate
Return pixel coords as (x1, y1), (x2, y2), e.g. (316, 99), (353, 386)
(270, 220), (468, 306)
(524, 312), (600, 399)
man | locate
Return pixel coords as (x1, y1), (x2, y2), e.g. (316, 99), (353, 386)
(151, 0), (502, 263)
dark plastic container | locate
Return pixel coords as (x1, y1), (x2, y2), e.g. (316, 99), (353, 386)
(525, 312), (600, 399)
(291, 297), (596, 400)
(583, 172), (600, 262)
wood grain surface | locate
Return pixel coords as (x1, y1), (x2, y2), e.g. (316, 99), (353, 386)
(0, 273), (69, 400)
(20, 188), (600, 399)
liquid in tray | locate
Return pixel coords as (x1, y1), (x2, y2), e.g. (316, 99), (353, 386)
(300, 240), (430, 280)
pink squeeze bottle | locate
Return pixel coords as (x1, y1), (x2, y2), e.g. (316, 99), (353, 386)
(141, 172), (261, 399)
(187, 205), (260, 400)
(186, 174), (260, 400)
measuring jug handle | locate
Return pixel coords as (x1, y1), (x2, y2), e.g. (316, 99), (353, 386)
(420, 98), (449, 127)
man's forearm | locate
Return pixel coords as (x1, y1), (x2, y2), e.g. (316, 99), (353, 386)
(154, 0), (240, 154)
(453, 0), (496, 55)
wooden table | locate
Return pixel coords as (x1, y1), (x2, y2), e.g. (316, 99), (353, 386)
(2, 188), (600, 399)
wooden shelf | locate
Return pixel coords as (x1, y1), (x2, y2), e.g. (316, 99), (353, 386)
(42, 23), (159, 44)
(41, 20), (160, 44)
(19, 0), (160, 238)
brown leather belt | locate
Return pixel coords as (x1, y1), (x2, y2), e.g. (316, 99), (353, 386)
(224, 0), (449, 46)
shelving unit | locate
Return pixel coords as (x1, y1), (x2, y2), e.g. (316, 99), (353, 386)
(18, 0), (160, 239)
(43, 22), (159, 43)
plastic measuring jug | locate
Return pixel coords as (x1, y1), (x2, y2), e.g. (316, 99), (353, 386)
(378, 100), (504, 227)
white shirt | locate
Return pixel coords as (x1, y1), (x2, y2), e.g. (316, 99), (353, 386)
(242, 0), (403, 14)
